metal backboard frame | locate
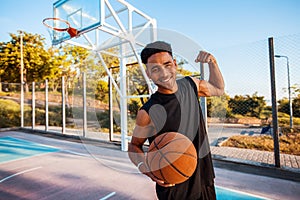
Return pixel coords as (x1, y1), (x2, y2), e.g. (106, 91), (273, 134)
(51, 0), (157, 151)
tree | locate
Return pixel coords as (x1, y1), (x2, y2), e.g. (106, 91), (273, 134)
(228, 92), (266, 118)
(0, 32), (52, 92)
(278, 84), (300, 117)
(46, 46), (72, 92)
(278, 98), (290, 115)
(207, 94), (231, 118)
(95, 80), (109, 102)
(293, 95), (300, 117)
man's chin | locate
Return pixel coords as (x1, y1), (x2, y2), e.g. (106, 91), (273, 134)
(156, 82), (176, 92)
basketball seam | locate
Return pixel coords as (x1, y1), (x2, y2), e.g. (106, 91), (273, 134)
(162, 156), (192, 179)
(164, 151), (197, 159)
(147, 132), (197, 183)
(155, 137), (187, 150)
(155, 143), (194, 180)
(158, 156), (169, 183)
(147, 133), (173, 168)
(148, 133), (169, 152)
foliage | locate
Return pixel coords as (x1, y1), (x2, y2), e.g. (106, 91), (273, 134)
(207, 94), (231, 118)
(46, 46), (72, 92)
(221, 133), (300, 156)
(293, 94), (300, 117)
(95, 80), (109, 102)
(0, 32), (52, 92)
(278, 94), (300, 119)
(228, 92), (267, 118)
(0, 99), (21, 127)
(128, 99), (142, 117)
(0, 98), (61, 128)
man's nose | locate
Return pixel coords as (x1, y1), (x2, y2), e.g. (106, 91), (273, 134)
(160, 67), (168, 77)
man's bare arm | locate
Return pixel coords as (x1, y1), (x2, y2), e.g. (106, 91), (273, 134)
(128, 110), (153, 170)
(128, 110), (175, 187)
(194, 51), (225, 97)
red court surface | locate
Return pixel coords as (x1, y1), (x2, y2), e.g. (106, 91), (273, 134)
(0, 130), (300, 200)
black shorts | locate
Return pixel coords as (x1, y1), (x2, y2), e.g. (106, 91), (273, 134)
(156, 183), (216, 200)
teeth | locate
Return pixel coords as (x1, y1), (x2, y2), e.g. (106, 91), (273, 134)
(161, 77), (170, 83)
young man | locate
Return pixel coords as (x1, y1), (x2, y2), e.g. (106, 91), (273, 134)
(128, 41), (224, 200)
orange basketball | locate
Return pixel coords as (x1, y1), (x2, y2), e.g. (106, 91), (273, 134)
(146, 132), (197, 184)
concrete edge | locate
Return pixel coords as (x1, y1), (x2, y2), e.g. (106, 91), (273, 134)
(18, 127), (122, 150)
(212, 155), (300, 182)
(0, 127), (20, 132)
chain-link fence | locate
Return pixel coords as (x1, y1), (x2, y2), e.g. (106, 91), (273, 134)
(1, 33), (299, 168)
(208, 34), (300, 168)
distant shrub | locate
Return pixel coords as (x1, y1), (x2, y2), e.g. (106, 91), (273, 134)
(0, 99), (22, 127)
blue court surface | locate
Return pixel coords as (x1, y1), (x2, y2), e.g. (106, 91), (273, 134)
(215, 186), (266, 200)
(0, 136), (59, 163)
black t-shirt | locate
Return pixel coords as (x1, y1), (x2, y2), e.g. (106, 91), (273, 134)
(141, 77), (215, 199)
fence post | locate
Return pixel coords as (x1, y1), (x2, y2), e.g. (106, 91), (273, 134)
(200, 62), (208, 131)
(62, 76), (66, 134)
(83, 72), (87, 137)
(20, 31), (24, 128)
(45, 79), (49, 131)
(268, 37), (281, 168)
(120, 43), (128, 151)
(109, 68), (114, 141)
(32, 82), (35, 129)
(20, 85), (24, 128)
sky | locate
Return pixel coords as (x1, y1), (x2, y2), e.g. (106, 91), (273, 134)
(1, 0), (300, 99)
(1, 0), (300, 49)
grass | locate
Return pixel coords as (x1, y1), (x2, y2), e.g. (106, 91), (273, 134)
(0, 99), (22, 127)
(0, 98), (62, 128)
(221, 131), (300, 155)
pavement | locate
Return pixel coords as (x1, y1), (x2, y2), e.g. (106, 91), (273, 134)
(2, 127), (300, 177)
(26, 125), (300, 168)
(211, 146), (300, 169)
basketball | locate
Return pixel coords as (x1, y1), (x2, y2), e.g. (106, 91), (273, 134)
(146, 132), (197, 184)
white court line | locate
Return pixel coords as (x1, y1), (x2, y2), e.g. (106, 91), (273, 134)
(99, 192), (116, 200)
(0, 166), (42, 183)
(61, 149), (91, 157)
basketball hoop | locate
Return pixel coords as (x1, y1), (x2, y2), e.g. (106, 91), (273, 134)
(42, 17), (78, 38)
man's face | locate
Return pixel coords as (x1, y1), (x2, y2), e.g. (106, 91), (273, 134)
(146, 52), (178, 93)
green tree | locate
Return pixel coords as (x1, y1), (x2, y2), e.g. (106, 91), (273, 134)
(95, 80), (109, 102)
(0, 32), (51, 92)
(46, 46), (72, 92)
(293, 95), (300, 117)
(278, 98), (290, 115)
(207, 94), (231, 118)
(228, 92), (266, 118)
(278, 84), (300, 117)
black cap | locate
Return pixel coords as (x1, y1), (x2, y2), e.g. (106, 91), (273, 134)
(140, 41), (173, 64)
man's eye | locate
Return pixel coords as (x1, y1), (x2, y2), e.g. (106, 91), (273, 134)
(165, 63), (173, 68)
(152, 68), (159, 73)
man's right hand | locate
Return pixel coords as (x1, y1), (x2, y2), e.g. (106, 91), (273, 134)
(139, 163), (175, 187)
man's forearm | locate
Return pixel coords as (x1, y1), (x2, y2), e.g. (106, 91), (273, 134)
(208, 60), (225, 95)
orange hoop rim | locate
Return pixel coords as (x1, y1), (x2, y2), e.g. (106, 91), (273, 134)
(42, 17), (71, 32)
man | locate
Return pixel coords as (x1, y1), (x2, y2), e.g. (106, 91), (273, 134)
(128, 41), (224, 200)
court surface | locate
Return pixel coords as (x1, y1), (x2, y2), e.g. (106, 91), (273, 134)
(1, 130), (299, 200)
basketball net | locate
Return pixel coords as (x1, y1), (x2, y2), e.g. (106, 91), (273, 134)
(42, 17), (78, 44)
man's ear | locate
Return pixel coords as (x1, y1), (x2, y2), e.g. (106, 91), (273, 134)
(173, 59), (178, 69)
(145, 66), (151, 78)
